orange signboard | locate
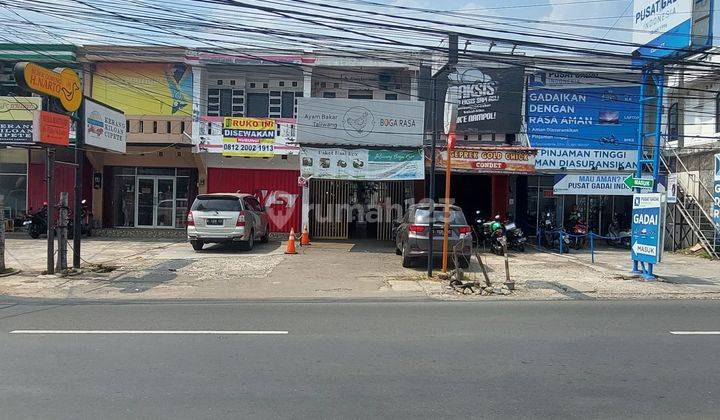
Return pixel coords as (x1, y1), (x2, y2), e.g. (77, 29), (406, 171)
(33, 111), (71, 146)
(14, 62), (82, 112)
(434, 147), (537, 174)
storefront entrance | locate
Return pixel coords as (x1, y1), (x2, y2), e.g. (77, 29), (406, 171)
(106, 167), (196, 229)
(136, 176), (176, 228)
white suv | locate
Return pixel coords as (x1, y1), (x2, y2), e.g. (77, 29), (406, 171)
(187, 193), (270, 251)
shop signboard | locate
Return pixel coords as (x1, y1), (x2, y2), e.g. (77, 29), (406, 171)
(296, 98), (424, 148)
(528, 71), (640, 172)
(92, 63), (192, 116)
(222, 117), (276, 157)
(0, 96), (41, 145)
(632, 0), (712, 60)
(196, 116), (299, 155)
(300, 147), (424, 181)
(535, 148), (638, 171)
(451, 66), (524, 134)
(631, 193), (665, 264)
(553, 174), (634, 196)
(84, 98), (127, 153)
(714, 154), (720, 245)
(32, 111), (70, 146)
(434, 147), (536, 174)
(14, 62), (82, 112)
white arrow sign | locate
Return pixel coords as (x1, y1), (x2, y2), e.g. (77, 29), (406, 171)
(632, 242), (657, 257)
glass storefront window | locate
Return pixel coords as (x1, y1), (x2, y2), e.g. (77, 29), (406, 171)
(0, 174), (27, 220)
(113, 177), (136, 227)
(138, 167), (175, 176)
(175, 177), (189, 228)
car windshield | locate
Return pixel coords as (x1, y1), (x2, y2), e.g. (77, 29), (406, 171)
(191, 197), (241, 212)
(414, 208), (467, 224)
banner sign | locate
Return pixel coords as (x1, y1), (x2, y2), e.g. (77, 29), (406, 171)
(33, 111), (70, 146)
(0, 96), (41, 145)
(222, 117), (276, 157)
(14, 62), (82, 112)
(296, 98), (424, 148)
(434, 147), (536, 174)
(632, 0), (695, 59)
(631, 193), (665, 264)
(528, 73), (640, 150)
(451, 66), (524, 133)
(84, 98), (127, 153)
(92, 63), (192, 116)
(535, 148), (638, 171)
(553, 174), (634, 196)
(714, 154), (720, 245)
(195, 116), (299, 155)
(300, 147), (424, 181)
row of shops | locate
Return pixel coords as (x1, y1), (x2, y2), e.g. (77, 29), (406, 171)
(0, 45), (643, 240)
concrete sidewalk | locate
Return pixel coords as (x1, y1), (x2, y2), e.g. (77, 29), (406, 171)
(1, 236), (719, 300)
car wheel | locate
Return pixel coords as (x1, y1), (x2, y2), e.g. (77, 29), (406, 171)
(260, 225), (270, 243)
(241, 231), (254, 251)
(190, 240), (204, 251)
(401, 243), (413, 268)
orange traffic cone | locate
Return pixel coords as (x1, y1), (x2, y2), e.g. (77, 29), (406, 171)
(300, 225), (311, 246)
(285, 228), (297, 254)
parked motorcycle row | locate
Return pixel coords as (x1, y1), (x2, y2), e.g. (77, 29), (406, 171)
(472, 208), (632, 255)
(473, 212), (527, 255)
(22, 199), (93, 239)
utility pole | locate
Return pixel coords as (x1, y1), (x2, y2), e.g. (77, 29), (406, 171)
(73, 100), (85, 269)
(427, 33), (458, 278)
(56, 192), (68, 272)
(46, 147), (55, 275)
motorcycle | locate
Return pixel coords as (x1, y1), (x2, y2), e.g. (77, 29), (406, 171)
(489, 226), (505, 255)
(606, 213), (631, 248)
(503, 219), (526, 252)
(23, 204), (48, 239)
(66, 199), (93, 239)
(541, 211), (569, 253)
(569, 218), (588, 250)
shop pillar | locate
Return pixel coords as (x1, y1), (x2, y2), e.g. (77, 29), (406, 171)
(491, 175), (509, 218)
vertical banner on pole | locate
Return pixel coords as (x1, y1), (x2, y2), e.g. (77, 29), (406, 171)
(631, 193), (664, 278)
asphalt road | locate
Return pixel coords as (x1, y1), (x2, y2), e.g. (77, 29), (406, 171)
(0, 299), (718, 419)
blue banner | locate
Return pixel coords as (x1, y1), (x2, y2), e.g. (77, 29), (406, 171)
(528, 85), (640, 150)
(631, 193), (664, 265)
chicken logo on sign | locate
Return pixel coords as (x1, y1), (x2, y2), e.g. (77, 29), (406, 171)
(343, 106), (375, 138)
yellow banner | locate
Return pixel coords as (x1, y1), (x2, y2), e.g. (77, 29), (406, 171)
(222, 118), (276, 157)
(91, 63), (192, 116)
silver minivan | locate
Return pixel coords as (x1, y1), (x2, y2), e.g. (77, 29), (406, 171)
(187, 193), (270, 251)
(394, 204), (473, 268)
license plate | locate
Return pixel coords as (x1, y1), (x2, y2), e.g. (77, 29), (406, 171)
(206, 218), (223, 226)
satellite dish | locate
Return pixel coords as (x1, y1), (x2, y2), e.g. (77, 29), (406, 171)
(443, 86), (458, 135)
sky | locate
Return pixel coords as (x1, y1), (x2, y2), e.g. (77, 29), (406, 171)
(0, 0), (636, 57)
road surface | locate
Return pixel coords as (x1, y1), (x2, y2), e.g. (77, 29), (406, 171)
(0, 299), (718, 419)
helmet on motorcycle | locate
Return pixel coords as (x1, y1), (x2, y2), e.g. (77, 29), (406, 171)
(494, 215), (501, 221)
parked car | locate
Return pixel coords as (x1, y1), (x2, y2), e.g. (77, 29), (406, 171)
(186, 193), (270, 251)
(393, 204), (473, 268)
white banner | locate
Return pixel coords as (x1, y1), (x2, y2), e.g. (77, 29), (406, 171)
(553, 174), (634, 196)
(194, 116), (299, 155)
(296, 98), (425, 147)
(84, 98), (126, 153)
(633, 0), (693, 45)
(535, 148), (637, 171)
(300, 147), (424, 181)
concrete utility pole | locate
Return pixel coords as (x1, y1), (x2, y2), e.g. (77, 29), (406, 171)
(427, 33), (458, 278)
(73, 100), (85, 269)
(0, 195), (5, 273)
(56, 192), (68, 272)
(46, 147), (55, 274)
